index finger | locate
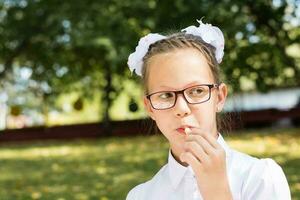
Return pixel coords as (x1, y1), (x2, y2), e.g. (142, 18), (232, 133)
(187, 127), (221, 149)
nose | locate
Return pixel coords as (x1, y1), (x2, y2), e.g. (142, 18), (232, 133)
(174, 94), (191, 117)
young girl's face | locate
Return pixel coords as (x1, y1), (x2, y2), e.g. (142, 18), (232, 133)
(143, 48), (227, 158)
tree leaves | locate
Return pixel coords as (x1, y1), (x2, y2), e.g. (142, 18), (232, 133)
(0, 0), (299, 121)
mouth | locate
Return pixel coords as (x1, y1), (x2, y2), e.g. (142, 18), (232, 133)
(176, 125), (194, 135)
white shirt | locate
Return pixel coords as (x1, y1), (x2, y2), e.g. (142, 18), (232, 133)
(126, 134), (291, 200)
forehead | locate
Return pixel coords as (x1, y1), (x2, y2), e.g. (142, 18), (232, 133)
(147, 48), (214, 92)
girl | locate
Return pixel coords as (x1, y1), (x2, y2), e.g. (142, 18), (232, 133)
(126, 20), (291, 200)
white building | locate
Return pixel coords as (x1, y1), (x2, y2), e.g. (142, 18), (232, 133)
(224, 87), (300, 112)
(0, 104), (7, 130)
(0, 92), (8, 130)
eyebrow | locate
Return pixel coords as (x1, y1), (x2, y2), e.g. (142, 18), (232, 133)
(158, 81), (208, 90)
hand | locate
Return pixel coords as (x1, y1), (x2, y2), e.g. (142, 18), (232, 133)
(180, 128), (233, 200)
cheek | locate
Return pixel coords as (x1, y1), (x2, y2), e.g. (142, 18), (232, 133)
(151, 111), (173, 135)
(192, 101), (217, 128)
(153, 111), (171, 125)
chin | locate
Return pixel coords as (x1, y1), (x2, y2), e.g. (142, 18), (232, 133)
(174, 139), (185, 151)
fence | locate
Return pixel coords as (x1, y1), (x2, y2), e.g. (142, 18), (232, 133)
(0, 107), (299, 142)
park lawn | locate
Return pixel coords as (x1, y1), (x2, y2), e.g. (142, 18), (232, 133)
(0, 127), (299, 200)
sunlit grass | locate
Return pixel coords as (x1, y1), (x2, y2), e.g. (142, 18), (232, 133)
(0, 127), (299, 200)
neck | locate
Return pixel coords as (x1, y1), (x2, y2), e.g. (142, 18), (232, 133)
(170, 148), (189, 166)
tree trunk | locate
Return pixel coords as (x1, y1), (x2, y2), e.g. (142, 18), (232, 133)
(102, 64), (113, 136)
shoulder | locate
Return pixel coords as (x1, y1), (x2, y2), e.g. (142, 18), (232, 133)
(228, 149), (291, 199)
(243, 157), (289, 187)
(229, 149), (259, 175)
(241, 157), (291, 200)
(126, 164), (169, 200)
(126, 183), (145, 200)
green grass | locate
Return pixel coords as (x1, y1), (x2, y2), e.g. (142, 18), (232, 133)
(0, 127), (299, 200)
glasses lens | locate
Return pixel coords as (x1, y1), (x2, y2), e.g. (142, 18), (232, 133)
(150, 91), (175, 109)
(184, 85), (210, 103)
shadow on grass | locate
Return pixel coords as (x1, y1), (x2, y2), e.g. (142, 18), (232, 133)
(282, 158), (300, 199)
(0, 136), (168, 200)
(0, 127), (299, 200)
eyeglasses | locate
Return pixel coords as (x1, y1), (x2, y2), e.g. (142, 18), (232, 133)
(146, 84), (219, 110)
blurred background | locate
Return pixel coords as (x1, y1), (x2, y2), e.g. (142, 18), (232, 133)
(0, 0), (300, 199)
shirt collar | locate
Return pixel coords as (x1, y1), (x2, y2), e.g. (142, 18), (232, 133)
(168, 133), (232, 189)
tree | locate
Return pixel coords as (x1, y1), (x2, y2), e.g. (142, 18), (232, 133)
(0, 0), (299, 131)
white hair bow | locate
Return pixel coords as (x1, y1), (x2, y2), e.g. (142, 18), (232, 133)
(127, 20), (225, 76)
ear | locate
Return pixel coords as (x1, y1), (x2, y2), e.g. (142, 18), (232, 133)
(143, 96), (156, 121)
(216, 83), (228, 112)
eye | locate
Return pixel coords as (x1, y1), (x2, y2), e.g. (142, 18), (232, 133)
(158, 92), (174, 99)
(188, 87), (205, 96)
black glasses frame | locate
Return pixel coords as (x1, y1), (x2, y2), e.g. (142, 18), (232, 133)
(146, 83), (220, 110)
